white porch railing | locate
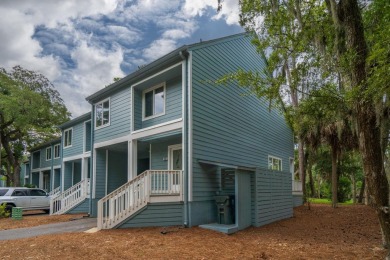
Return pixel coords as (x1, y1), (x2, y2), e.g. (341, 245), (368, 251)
(50, 178), (90, 215)
(48, 186), (61, 196)
(292, 180), (303, 193)
(97, 170), (182, 230)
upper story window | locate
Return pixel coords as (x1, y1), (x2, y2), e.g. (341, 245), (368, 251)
(46, 147), (52, 161)
(143, 83), (165, 120)
(95, 99), (110, 128)
(64, 128), (72, 148)
(268, 156), (282, 171)
(54, 144), (60, 159)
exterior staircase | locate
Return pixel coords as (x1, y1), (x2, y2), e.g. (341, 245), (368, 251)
(50, 178), (90, 215)
(97, 170), (182, 230)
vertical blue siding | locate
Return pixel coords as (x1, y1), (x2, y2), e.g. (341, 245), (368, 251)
(190, 35), (294, 204)
(31, 172), (39, 187)
(67, 199), (89, 214)
(94, 149), (107, 198)
(73, 161), (82, 184)
(94, 88), (131, 143)
(133, 90), (142, 130)
(107, 150), (128, 194)
(63, 123), (84, 158)
(63, 162), (73, 190)
(40, 147), (51, 168)
(85, 121), (92, 152)
(141, 76), (182, 129)
(293, 194), (303, 207)
(32, 152), (40, 169)
(54, 169), (61, 188)
(150, 136), (182, 170)
(118, 203), (183, 228)
(254, 169), (293, 226)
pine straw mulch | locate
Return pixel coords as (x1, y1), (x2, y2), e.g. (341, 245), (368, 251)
(0, 204), (387, 259)
(0, 211), (86, 231)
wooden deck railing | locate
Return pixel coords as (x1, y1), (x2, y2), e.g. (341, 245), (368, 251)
(50, 178), (90, 215)
(292, 180), (303, 192)
(97, 170), (182, 230)
(48, 186), (61, 196)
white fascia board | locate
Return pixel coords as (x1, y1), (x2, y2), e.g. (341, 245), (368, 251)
(93, 135), (130, 149)
(131, 119), (183, 140)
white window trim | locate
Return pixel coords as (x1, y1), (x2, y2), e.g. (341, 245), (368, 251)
(64, 128), (73, 148)
(268, 155), (282, 171)
(142, 82), (166, 121)
(46, 147), (52, 161)
(95, 98), (110, 129)
(54, 144), (60, 159)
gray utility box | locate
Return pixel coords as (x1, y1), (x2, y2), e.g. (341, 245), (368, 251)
(214, 195), (234, 225)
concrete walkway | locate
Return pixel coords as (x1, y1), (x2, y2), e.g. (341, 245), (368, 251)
(0, 217), (97, 241)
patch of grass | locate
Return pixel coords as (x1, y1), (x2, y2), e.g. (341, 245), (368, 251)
(308, 198), (354, 205)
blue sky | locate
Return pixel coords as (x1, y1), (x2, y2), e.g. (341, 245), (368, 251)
(0, 0), (243, 117)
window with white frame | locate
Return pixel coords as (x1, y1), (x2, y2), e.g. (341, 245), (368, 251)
(268, 156), (282, 171)
(54, 144), (60, 159)
(95, 99), (110, 128)
(46, 147), (52, 161)
(64, 128), (72, 148)
(143, 83), (165, 119)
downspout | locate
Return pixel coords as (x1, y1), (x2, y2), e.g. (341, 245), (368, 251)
(89, 107), (94, 216)
(50, 143), (54, 192)
(180, 50), (189, 227)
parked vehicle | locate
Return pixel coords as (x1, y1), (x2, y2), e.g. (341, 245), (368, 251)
(0, 187), (51, 214)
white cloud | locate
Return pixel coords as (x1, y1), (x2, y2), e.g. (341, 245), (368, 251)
(182, 0), (239, 25)
(0, 7), (60, 80)
(0, 0), (239, 118)
(142, 39), (177, 61)
(55, 41), (125, 116)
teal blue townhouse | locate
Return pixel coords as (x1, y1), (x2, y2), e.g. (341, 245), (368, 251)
(26, 33), (303, 233)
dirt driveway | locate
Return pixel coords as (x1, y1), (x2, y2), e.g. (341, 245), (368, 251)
(0, 204), (386, 259)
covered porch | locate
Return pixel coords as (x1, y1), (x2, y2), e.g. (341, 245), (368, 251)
(96, 132), (185, 229)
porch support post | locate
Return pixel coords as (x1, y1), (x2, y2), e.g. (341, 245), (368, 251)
(39, 171), (43, 189)
(129, 140), (137, 180)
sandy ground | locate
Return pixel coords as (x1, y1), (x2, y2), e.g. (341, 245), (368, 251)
(0, 204), (386, 259)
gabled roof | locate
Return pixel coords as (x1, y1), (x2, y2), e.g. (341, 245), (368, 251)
(30, 137), (61, 152)
(86, 33), (247, 103)
(58, 112), (91, 129)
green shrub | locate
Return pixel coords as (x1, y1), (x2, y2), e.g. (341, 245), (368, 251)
(24, 183), (36, 188)
(0, 203), (10, 218)
(337, 176), (352, 203)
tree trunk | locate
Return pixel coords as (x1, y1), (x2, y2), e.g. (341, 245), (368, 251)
(352, 172), (356, 204)
(337, 0), (390, 250)
(308, 158), (315, 197)
(0, 132), (20, 187)
(358, 178), (365, 203)
(12, 163), (20, 187)
(331, 145), (338, 208)
(298, 139), (306, 201)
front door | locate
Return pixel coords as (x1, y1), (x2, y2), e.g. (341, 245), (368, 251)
(168, 144), (182, 191)
(43, 172), (50, 192)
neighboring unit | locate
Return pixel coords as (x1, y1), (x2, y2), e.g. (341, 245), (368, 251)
(28, 138), (62, 195)
(50, 112), (92, 215)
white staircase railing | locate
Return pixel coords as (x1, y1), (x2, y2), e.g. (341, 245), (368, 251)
(97, 170), (182, 230)
(50, 178), (90, 215)
(48, 186), (61, 196)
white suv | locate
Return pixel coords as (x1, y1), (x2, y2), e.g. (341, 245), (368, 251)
(0, 187), (51, 214)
